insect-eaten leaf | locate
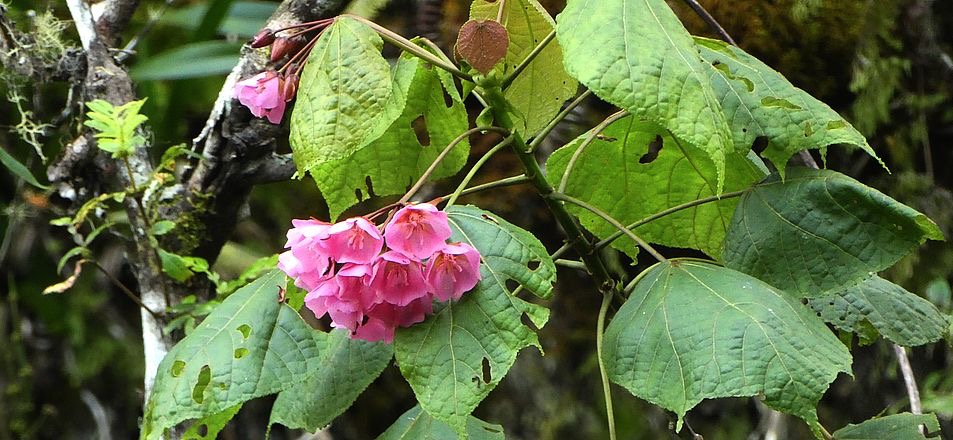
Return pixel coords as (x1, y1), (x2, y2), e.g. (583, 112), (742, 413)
(455, 19), (509, 74)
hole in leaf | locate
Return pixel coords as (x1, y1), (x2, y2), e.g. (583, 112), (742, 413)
(365, 176), (377, 197)
(816, 312), (822, 317)
(483, 426), (503, 433)
(826, 120), (847, 130)
(801, 298), (809, 305)
(639, 135), (663, 164)
(481, 357), (492, 383)
(752, 136), (769, 154)
(839, 315), (847, 321)
(742, 127), (748, 133)
(442, 87), (454, 108)
(355, 188), (363, 200)
(191, 365), (211, 404)
(237, 324), (251, 339)
(521, 312), (539, 331)
(527, 260), (540, 271)
(411, 115), (431, 146)
(505, 279), (519, 293)
(171, 360), (186, 377)
(828, 300), (835, 306)
(234, 348), (250, 359)
(481, 214), (499, 224)
(197, 424), (208, 437)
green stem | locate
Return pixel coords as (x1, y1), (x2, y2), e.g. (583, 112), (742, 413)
(345, 15), (472, 81)
(551, 192), (667, 263)
(594, 190), (746, 251)
(528, 90), (592, 152)
(554, 258), (587, 271)
(558, 110), (629, 193)
(597, 288), (618, 440)
(90, 259), (162, 319)
(445, 135), (515, 206)
(399, 126), (509, 204)
(440, 174), (529, 203)
(481, 87), (615, 293)
(501, 28), (556, 89)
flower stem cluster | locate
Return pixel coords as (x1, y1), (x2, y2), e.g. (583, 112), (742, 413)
(278, 203), (482, 343)
(234, 19), (335, 124)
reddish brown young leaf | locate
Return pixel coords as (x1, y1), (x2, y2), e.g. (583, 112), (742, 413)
(455, 19), (509, 74)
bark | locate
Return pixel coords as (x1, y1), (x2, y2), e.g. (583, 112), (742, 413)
(56, 0), (346, 421)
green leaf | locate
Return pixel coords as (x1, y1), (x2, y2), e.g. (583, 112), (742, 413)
(471, 0), (577, 136)
(376, 405), (506, 440)
(141, 270), (319, 440)
(311, 50), (470, 218)
(131, 41), (243, 81)
(394, 205), (555, 435)
(723, 168), (944, 297)
(151, 220), (176, 236)
(603, 260), (851, 430)
(269, 329), (393, 431)
(84, 99), (149, 158)
(832, 412), (941, 440)
(159, 249), (197, 282)
(556, 0), (731, 190)
(181, 404), (241, 440)
(290, 17), (394, 179)
(808, 276), (948, 346)
(693, 37), (883, 174)
(545, 116), (765, 259)
(0, 146), (49, 189)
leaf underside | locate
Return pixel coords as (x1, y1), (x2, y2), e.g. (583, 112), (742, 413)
(723, 168), (943, 298)
(603, 260), (851, 430)
(808, 275), (948, 346)
(832, 412), (942, 440)
(376, 405), (506, 440)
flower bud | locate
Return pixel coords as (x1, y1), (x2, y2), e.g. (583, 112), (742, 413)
(281, 73), (299, 102)
(270, 36), (305, 62)
(249, 28), (276, 48)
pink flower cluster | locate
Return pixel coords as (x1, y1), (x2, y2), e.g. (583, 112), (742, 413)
(278, 204), (482, 343)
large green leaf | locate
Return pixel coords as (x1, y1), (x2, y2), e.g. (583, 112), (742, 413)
(545, 117), (765, 260)
(832, 412), (941, 440)
(694, 37), (881, 173)
(290, 17), (394, 177)
(376, 405), (506, 440)
(808, 276), (948, 346)
(556, 0), (732, 190)
(723, 168), (944, 297)
(394, 205), (555, 435)
(269, 329), (393, 431)
(142, 270), (318, 439)
(312, 50), (470, 219)
(471, 0), (577, 136)
(603, 260), (851, 430)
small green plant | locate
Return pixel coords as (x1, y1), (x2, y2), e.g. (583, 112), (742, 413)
(83, 99), (149, 159)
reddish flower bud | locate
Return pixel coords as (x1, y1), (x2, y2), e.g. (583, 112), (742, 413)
(281, 73), (299, 102)
(249, 28), (276, 48)
(270, 36), (305, 62)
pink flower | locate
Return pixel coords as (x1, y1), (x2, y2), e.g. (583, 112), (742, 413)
(383, 203), (452, 260)
(354, 296), (433, 343)
(234, 71), (287, 124)
(278, 219), (332, 290)
(370, 251), (430, 306)
(303, 264), (375, 331)
(324, 217), (384, 264)
(425, 243), (482, 301)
